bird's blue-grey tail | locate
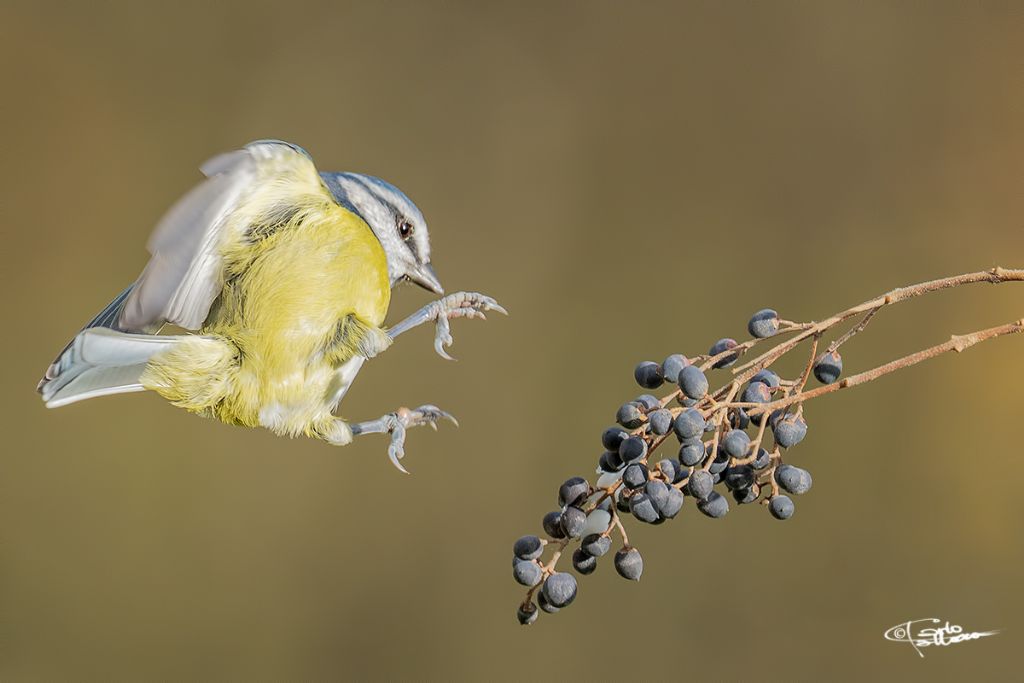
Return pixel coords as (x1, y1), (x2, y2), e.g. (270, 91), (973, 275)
(36, 284), (175, 407)
(37, 327), (179, 408)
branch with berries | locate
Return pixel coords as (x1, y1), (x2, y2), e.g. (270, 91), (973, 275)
(512, 267), (1024, 624)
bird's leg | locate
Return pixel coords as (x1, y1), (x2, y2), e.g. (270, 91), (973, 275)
(388, 291), (507, 360)
(333, 293), (502, 471)
(349, 405), (458, 473)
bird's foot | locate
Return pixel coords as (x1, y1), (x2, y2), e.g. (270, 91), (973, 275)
(427, 292), (507, 360)
(387, 291), (507, 359)
(350, 404), (458, 473)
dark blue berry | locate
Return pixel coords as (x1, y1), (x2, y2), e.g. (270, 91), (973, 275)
(708, 457), (729, 476)
(581, 533), (611, 558)
(752, 448), (772, 470)
(687, 469), (714, 500)
(542, 572), (578, 607)
(560, 506), (587, 538)
(635, 394), (661, 413)
(513, 535), (543, 561)
(648, 409), (674, 435)
(614, 547), (643, 580)
(513, 558), (543, 586)
(517, 601), (539, 625)
(709, 338), (740, 369)
(748, 309), (780, 338)
(599, 449), (624, 473)
(742, 381), (772, 405)
(558, 476), (590, 507)
(677, 365), (709, 400)
(722, 430), (751, 458)
(697, 490), (729, 518)
(655, 458), (678, 482)
(813, 350), (843, 385)
(729, 408), (750, 430)
(616, 402), (645, 429)
(619, 435), (648, 463)
(634, 361), (664, 389)
(644, 480), (670, 512)
(723, 465), (755, 490)
(768, 494), (795, 520)
(622, 463), (649, 490)
(658, 485), (685, 518)
(538, 591), (560, 613)
(750, 369), (781, 389)
(678, 440), (705, 467)
(601, 426), (629, 451)
(542, 511), (566, 539)
(572, 548), (598, 575)
(775, 464), (813, 494)
(773, 414), (808, 448)
(744, 382), (774, 426)
(662, 354), (690, 383)
(732, 485), (760, 504)
(629, 492), (660, 523)
(707, 444), (730, 475)
(673, 408), (706, 440)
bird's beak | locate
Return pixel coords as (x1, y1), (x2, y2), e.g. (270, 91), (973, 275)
(409, 262), (444, 295)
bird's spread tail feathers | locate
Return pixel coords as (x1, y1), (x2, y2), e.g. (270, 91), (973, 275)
(38, 328), (180, 408)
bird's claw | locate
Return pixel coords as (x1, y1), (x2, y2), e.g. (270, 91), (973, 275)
(434, 315), (455, 360)
(384, 404), (458, 474)
(430, 292), (507, 361)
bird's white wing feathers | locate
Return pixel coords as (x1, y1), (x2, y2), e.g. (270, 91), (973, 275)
(119, 141), (318, 332)
(38, 141), (328, 406)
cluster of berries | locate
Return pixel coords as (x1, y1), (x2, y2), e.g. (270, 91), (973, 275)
(513, 308), (839, 625)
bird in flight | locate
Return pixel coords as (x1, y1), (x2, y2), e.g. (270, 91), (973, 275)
(38, 140), (505, 471)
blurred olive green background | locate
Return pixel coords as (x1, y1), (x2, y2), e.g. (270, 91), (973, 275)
(2, 1), (1022, 680)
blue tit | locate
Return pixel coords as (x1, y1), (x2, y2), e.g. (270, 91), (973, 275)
(38, 140), (505, 471)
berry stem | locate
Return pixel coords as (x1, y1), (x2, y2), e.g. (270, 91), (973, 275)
(793, 334), (820, 394)
(826, 305), (880, 354)
(612, 510), (630, 547)
(734, 410), (770, 466)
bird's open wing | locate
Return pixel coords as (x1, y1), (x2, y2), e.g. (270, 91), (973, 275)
(118, 140), (322, 331)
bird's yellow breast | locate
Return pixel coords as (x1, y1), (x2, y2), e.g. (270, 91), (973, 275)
(193, 199), (391, 429)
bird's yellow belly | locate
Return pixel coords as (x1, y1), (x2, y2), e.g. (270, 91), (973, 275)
(188, 210), (391, 435)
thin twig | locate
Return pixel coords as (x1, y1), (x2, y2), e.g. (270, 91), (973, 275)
(827, 306), (881, 354)
(793, 335), (820, 394)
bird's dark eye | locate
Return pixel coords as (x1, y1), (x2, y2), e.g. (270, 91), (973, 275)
(398, 219), (415, 240)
